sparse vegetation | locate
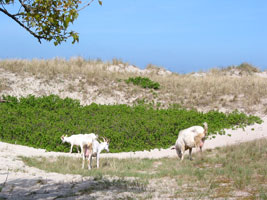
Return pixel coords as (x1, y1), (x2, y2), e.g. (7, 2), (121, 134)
(1, 58), (266, 114)
(21, 139), (267, 199)
(225, 62), (260, 74)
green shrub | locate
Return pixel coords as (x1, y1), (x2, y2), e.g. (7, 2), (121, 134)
(237, 62), (260, 73)
(0, 95), (262, 153)
(222, 62), (260, 75)
(125, 76), (160, 89)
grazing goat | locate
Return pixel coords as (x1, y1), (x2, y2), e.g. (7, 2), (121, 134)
(82, 137), (109, 170)
(61, 133), (98, 155)
(174, 122), (208, 161)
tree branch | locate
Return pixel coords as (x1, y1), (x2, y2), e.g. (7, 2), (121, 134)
(0, 7), (43, 43)
(78, 0), (95, 12)
(18, 0), (31, 13)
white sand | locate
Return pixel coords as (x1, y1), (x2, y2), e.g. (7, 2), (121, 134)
(0, 116), (266, 199)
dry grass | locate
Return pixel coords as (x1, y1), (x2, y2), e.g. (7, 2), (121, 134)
(0, 79), (10, 93)
(0, 57), (130, 79)
(21, 139), (267, 199)
(156, 75), (267, 112)
(1, 58), (267, 114)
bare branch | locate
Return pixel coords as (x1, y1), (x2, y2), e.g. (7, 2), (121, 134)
(0, 7), (43, 43)
(0, 1), (7, 10)
(78, 0), (95, 12)
(18, 0), (31, 12)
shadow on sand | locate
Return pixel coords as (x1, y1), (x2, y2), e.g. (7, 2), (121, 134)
(0, 175), (146, 200)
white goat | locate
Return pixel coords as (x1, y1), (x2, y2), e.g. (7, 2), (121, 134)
(61, 133), (98, 155)
(82, 137), (109, 170)
(174, 122), (208, 161)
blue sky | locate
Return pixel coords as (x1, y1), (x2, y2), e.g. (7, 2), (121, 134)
(0, 0), (266, 73)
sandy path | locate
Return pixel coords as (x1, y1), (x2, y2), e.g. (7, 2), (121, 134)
(0, 116), (267, 199)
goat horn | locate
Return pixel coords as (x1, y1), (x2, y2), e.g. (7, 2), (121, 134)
(100, 137), (105, 142)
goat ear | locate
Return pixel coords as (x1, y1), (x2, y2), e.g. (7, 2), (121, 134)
(104, 137), (109, 143)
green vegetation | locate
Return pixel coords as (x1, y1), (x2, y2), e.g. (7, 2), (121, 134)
(0, 95), (262, 153)
(236, 62), (260, 73)
(125, 76), (160, 89)
(21, 139), (267, 199)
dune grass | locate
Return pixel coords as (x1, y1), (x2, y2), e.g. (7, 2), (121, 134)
(1, 58), (267, 114)
(21, 138), (267, 199)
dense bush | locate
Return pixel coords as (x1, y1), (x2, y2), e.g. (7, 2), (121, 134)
(0, 95), (262, 153)
(125, 76), (160, 89)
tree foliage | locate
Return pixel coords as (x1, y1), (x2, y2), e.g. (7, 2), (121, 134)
(0, 0), (102, 45)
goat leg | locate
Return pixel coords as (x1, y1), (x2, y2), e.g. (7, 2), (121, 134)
(96, 154), (100, 168)
(87, 158), (91, 170)
(189, 148), (193, 160)
(82, 158), (85, 169)
(76, 146), (80, 154)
